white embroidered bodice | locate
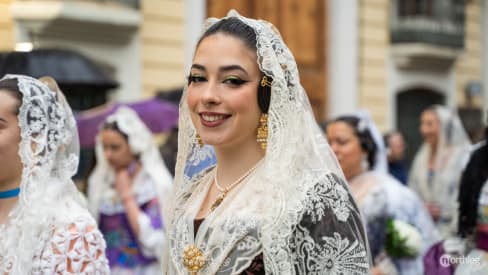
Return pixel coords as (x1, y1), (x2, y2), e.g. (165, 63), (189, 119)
(0, 205), (109, 274)
(166, 169), (370, 274)
(31, 218), (109, 274)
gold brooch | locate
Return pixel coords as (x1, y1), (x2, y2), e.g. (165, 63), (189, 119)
(183, 245), (206, 274)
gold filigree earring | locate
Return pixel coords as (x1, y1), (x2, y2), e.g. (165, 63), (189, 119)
(256, 113), (268, 150)
(196, 133), (203, 148)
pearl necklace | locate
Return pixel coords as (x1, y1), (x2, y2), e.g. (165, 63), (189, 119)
(210, 158), (264, 211)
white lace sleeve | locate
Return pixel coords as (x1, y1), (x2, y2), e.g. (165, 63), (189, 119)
(293, 173), (371, 274)
(34, 218), (110, 274)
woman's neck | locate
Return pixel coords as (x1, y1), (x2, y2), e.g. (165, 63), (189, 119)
(0, 178), (21, 224)
(428, 144), (438, 169)
(429, 142), (438, 156)
(346, 166), (364, 183)
(0, 196), (19, 224)
(214, 142), (264, 188)
(346, 170), (376, 205)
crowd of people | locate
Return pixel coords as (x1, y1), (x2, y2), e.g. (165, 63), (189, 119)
(0, 10), (484, 275)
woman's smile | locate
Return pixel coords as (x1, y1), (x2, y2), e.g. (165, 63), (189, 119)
(199, 112), (231, 127)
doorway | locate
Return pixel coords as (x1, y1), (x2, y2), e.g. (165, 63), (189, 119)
(396, 88), (445, 168)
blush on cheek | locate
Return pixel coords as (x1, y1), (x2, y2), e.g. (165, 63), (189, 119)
(186, 90), (198, 109)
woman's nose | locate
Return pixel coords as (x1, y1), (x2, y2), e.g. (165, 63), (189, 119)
(330, 142), (340, 155)
(200, 80), (221, 106)
(103, 149), (112, 160)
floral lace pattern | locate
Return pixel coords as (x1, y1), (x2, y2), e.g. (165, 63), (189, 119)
(304, 174), (352, 223)
(291, 175), (369, 274)
(32, 219), (110, 274)
(167, 171), (369, 274)
(293, 229), (368, 275)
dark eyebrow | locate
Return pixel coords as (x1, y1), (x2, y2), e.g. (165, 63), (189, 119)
(190, 64), (248, 76)
(191, 64), (206, 71)
(0, 118), (7, 123)
(219, 65), (247, 75)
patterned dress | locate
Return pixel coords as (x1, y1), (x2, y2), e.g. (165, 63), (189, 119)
(98, 172), (165, 274)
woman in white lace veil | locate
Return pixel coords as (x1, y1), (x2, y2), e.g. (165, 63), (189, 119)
(424, 123), (488, 274)
(163, 10), (370, 274)
(87, 106), (172, 274)
(326, 111), (439, 275)
(0, 74), (109, 274)
(409, 105), (472, 237)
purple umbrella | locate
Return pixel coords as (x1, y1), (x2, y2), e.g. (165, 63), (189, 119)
(76, 98), (179, 148)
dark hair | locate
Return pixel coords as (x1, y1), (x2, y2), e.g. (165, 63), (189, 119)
(457, 125), (488, 237)
(331, 116), (378, 169)
(194, 17), (271, 113)
(383, 130), (402, 149)
(198, 17), (257, 51)
(102, 121), (129, 141)
(0, 78), (23, 115)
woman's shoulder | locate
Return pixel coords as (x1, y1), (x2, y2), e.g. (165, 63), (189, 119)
(48, 201), (100, 232)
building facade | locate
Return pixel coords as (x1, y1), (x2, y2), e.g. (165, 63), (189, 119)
(1, 1), (486, 149)
(0, 0), (186, 104)
(329, 0), (486, 164)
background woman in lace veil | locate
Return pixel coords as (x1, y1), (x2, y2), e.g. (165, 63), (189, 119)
(87, 106), (173, 274)
(325, 112), (439, 275)
(408, 105), (472, 237)
(424, 121), (488, 274)
(163, 10), (370, 275)
(0, 74), (109, 274)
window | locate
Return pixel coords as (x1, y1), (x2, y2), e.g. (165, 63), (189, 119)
(398, 0), (434, 17)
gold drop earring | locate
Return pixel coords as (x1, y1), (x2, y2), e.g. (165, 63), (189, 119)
(256, 113), (268, 150)
(257, 75), (271, 150)
(196, 133), (204, 148)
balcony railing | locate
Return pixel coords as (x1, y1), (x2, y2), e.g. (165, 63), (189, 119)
(390, 0), (465, 48)
(96, 0), (140, 9)
(116, 0), (139, 9)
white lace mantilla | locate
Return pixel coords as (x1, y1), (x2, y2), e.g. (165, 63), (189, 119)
(0, 75), (110, 274)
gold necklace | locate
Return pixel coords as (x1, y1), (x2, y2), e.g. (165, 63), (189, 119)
(210, 158), (264, 211)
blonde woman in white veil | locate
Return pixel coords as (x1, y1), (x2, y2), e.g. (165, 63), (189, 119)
(0, 74), (109, 274)
(87, 107), (173, 274)
(409, 105), (471, 237)
(163, 11), (370, 274)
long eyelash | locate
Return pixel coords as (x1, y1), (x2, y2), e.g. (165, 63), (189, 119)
(225, 77), (249, 85)
(187, 74), (206, 85)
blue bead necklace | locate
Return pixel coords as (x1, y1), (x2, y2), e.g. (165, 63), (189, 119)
(0, 187), (20, 199)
